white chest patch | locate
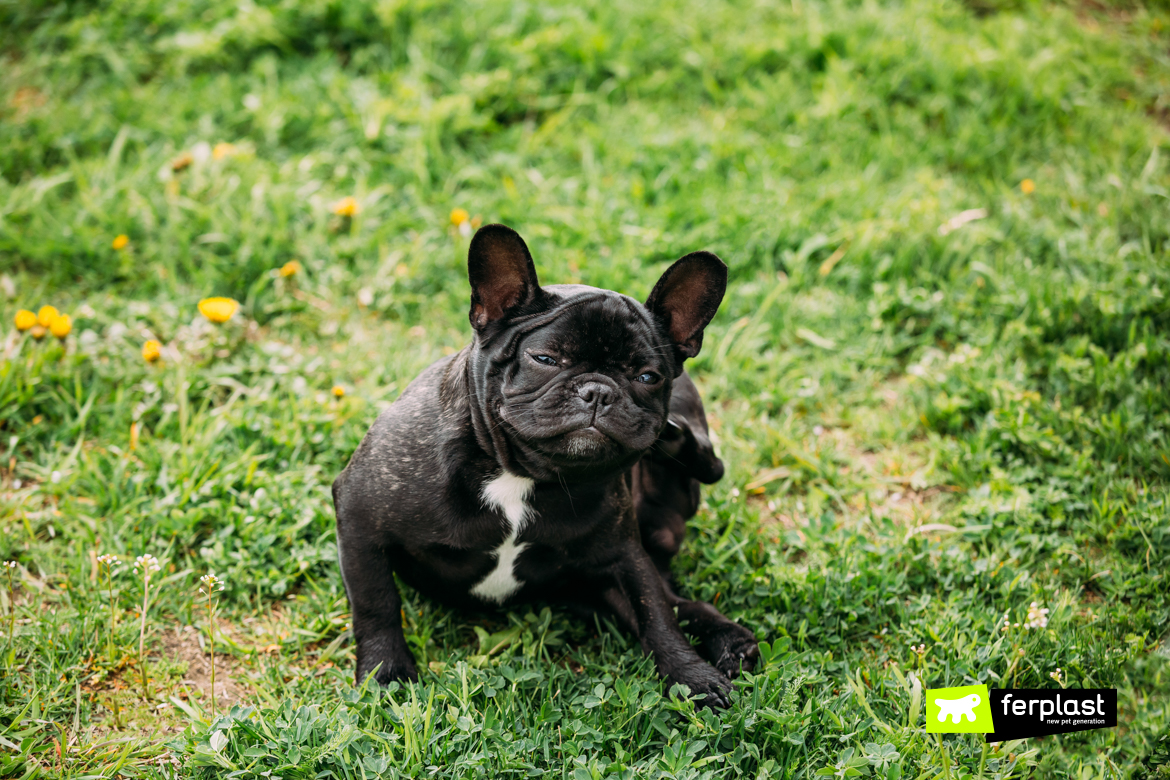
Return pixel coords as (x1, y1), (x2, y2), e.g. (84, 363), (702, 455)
(470, 472), (535, 604)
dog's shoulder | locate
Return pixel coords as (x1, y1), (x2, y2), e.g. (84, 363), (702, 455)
(334, 351), (472, 508)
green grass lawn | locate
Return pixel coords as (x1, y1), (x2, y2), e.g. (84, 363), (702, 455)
(2, 0), (1169, 776)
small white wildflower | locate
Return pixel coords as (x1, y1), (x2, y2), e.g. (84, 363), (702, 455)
(51, 470), (61, 483)
(191, 141), (212, 164)
(1025, 601), (1050, 630)
(813, 425), (825, 436)
(2, 561), (16, 570)
(199, 573), (226, 594)
(134, 554), (161, 579)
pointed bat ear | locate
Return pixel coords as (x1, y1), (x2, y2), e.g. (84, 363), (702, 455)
(644, 251), (727, 366)
(467, 224), (542, 330)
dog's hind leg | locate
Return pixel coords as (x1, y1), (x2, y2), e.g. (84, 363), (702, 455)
(664, 589), (759, 679)
(601, 545), (733, 708)
(582, 583), (757, 680)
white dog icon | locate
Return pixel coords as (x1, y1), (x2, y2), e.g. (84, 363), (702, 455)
(935, 694), (981, 723)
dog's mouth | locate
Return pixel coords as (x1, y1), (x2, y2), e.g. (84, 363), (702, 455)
(497, 404), (654, 469)
(561, 426), (611, 458)
(535, 424), (635, 465)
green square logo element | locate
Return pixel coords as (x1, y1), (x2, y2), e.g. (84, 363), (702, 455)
(926, 684), (994, 733)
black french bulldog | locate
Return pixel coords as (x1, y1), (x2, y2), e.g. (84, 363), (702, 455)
(332, 224), (758, 707)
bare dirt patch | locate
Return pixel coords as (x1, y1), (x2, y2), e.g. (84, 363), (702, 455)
(161, 623), (248, 707)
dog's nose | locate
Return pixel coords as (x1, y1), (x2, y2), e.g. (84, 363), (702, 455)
(577, 382), (614, 407)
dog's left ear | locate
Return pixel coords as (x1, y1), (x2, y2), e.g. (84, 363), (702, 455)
(645, 251), (727, 368)
(467, 224), (542, 331)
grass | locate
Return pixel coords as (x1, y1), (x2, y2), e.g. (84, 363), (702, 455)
(1, 0), (1169, 776)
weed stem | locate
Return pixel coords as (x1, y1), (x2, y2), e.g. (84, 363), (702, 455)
(139, 576), (150, 695)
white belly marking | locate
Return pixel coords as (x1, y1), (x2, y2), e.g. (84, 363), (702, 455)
(470, 472), (535, 604)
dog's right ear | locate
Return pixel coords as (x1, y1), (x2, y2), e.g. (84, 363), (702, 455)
(467, 224), (542, 331)
(645, 251), (727, 368)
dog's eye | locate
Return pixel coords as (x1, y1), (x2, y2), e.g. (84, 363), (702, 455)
(635, 372), (661, 384)
(531, 354), (558, 366)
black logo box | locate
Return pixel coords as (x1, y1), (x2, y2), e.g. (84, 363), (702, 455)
(986, 689), (1117, 742)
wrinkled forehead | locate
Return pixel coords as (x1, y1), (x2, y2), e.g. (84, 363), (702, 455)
(526, 286), (665, 365)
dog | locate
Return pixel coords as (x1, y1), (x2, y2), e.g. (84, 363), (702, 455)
(332, 224), (758, 707)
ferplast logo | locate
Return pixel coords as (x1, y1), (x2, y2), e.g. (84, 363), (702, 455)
(921, 686), (1118, 740)
(925, 684), (994, 733)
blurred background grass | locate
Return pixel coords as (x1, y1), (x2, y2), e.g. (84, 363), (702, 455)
(1, 0), (1169, 777)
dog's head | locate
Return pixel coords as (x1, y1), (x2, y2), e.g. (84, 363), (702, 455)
(465, 224), (726, 482)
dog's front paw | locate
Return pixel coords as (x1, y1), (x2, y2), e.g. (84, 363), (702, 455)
(356, 640), (419, 687)
(705, 624), (760, 680)
(667, 661), (733, 709)
(366, 659), (419, 687)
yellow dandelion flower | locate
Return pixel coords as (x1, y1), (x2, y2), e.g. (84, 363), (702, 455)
(450, 208), (470, 226)
(112, 234), (130, 250)
(14, 309), (36, 331)
(279, 260), (301, 278)
(30, 324), (47, 340)
(333, 197), (360, 217)
(142, 339), (162, 363)
(37, 305), (59, 327)
(171, 152), (194, 172)
(198, 297), (239, 324)
(49, 314), (71, 339)
(212, 142), (236, 160)
(1020, 178), (1036, 195)
(332, 385), (346, 398)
